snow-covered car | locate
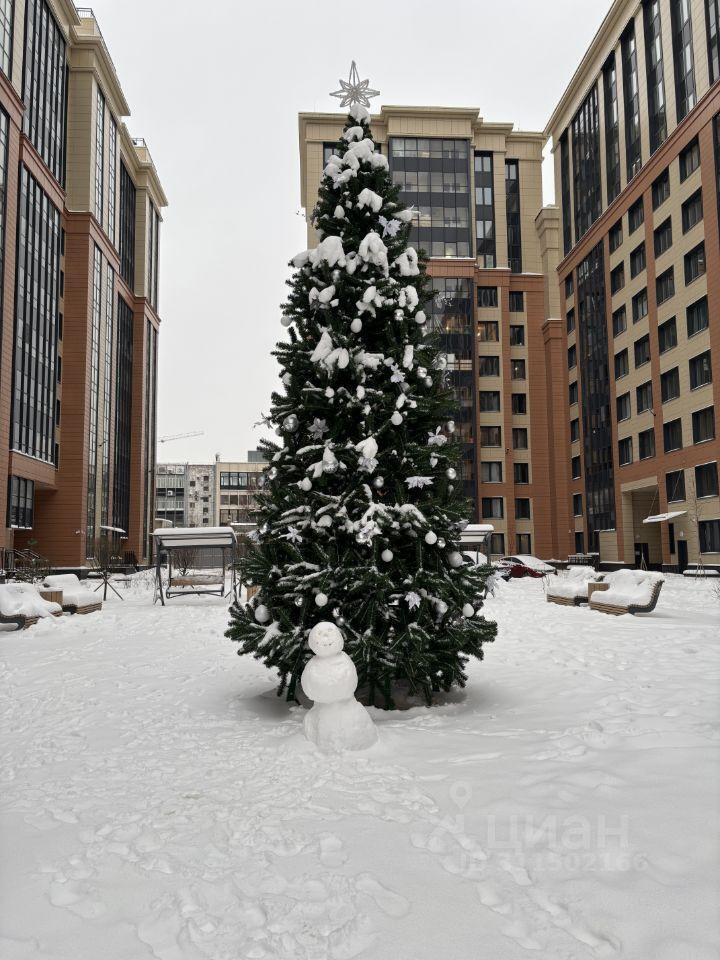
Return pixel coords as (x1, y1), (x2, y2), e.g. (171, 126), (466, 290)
(462, 551), (512, 581)
(498, 555), (555, 578)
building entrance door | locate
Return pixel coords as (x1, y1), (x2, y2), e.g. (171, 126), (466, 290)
(634, 542), (650, 568)
(677, 539), (689, 574)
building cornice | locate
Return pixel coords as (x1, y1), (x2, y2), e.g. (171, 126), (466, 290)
(119, 124), (168, 209)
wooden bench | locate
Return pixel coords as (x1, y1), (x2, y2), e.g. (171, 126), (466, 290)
(589, 578), (664, 616)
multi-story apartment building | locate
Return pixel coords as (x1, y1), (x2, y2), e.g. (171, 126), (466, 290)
(155, 463), (187, 527)
(546, 0), (720, 570)
(299, 105), (564, 559)
(216, 460), (264, 527)
(155, 456), (264, 529)
(0, 2), (167, 568)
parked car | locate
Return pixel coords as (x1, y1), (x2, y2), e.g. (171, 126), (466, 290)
(498, 555), (555, 579)
(463, 551), (512, 582)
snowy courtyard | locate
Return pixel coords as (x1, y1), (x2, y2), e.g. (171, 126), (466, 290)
(1, 574), (719, 960)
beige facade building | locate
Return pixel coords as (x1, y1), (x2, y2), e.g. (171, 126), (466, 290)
(155, 456), (264, 529)
(299, 105), (565, 559)
(545, 0), (720, 570)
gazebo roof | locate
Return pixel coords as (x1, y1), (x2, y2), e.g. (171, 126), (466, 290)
(151, 527), (237, 549)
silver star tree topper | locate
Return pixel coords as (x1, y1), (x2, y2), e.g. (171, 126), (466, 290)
(330, 61), (379, 109)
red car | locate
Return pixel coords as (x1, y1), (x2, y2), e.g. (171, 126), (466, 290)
(498, 555), (555, 579)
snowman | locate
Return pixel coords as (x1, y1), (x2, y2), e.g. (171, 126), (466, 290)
(301, 621), (378, 753)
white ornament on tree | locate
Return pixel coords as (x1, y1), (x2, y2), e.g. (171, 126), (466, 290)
(391, 411), (403, 426)
(350, 318), (362, 333)
(381, 549), (393, 562)
(424, 531), (438, 545)
(301, 622), (378, 753)
(300, 477), (312, 492)
(462, 603), (475, 618)
(448, 551), (463, 568)
(315, 592), (329, 608)
(254, 604), (270, 623)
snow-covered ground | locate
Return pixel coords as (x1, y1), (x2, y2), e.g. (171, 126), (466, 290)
(1, 574), (719, 960)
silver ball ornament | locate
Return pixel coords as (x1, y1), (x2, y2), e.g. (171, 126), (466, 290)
(463, 603), (475, 618)
(373, 476), (384, 489)
(381, 549), (393, 562)
(446, 467), (457, 480)
(391, 411), (403, 426)
(350, 318), (362, 333)
(254, 604), (270, 623)
(425, 531), (438, 545)
(315, 592), (328, 608)
(283, 413), (299, 433)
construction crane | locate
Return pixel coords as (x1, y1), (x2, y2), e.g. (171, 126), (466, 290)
(158, 431), (204, 444)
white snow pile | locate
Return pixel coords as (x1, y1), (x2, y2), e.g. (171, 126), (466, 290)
(1, 575), (718, 960)
(591, 568), (664, 607)
(0, 582), (60, 619)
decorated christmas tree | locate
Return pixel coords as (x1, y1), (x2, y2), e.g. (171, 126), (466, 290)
(227, 82), (496, 708)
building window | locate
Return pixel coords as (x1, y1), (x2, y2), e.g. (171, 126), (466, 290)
(679, 137), (700, 181)
(509, 325), (525, 346)
(682, 189), (703, 233)
(489, 533), (505, 556)
(514, 462), (529, 484)
(670, 0), (697, 121)
(482, 497), (504, 519)
(610, 262), (625, 293)
(512, 393), (527, 414)
(571, 455), (581, 479)
(505, 159), (522, 271)
(12, 166), (61, 463)
(571, 85), (601, 242)
(119, 163), (136, 288)
(94, 87), (105, 226)
(615, 348), (629, 378)
(87, 246), (103, 551)
(513, 427), (528, 449)
(569, 380), (578, 405)
(603, 54), (622, 203)
(479, 390), (501, 411)
(622, 21), (643, 179)
(0, 0), (12, 76)
(480, 461), (502, 482)
(638, 427), (656, 459)
(7, 476), (34, 529)
(692, 406), (716, 443)
(0, 107), (7, 314)
(617, 392), (631, 421)
(108, 120), (117, 244)
(630, 242), (646, 278)
(143, 320), (158, 558)
(515, 498), (531, 520)
(663, 418), (683, 452)
(666, 468), (686, 501)
(574, 531), (585, 553)
(634, 334), (651, 367)
(148, 201), (160, 310)
(628, 197), (645, 233)
(661, 366), (681, 402)
(565, 274), (574, 297)
(570, 418), (580, 442)
(509, 291), (524, 312)
(478, 321), (499, 342)
(689, 350), (712, 389)
(479, 355), (500, 376)
(101, 265), (114, 526)
(707, 0), (720, 84)
(480, 425), (501, 446)
(477, 286), (498, 308)
(573, 493), (583, 516)
(390, 137), (471, 258)
(567, 307), (576, 333)
(700, 520), (720, 553)
(22, 0), (67, 184)
(609, 218), (623, 251)
(696, 461), (719, 498)
(654, 218), (673, 256)
(656, 266), (675, 304)
(652, 167), (670, 208)
(516, 533), (532, 554)
(687, 295), (709, 336)
(636, 380), (653, 413)
(474, 152), (495, 267)
(632, 288), (649, 323)
(643, 0), (668, 152)
(684, 242), (706, 284)
(568, 345), (577, 369)
(560, 131), (572, 255)
(659, 316), (677, 353)
(619, 436), (633, 465)
(511, 359), (526, 380)
(613, 306), (627, 336)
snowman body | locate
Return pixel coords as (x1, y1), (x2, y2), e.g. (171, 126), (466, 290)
(301, 622), (377, 753)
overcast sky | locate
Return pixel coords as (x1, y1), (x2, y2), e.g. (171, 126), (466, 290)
(89, 0), (609, 464)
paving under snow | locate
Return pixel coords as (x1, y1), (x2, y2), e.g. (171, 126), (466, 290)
(1, 573), (719, 960)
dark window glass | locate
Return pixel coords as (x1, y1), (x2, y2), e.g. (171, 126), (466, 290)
(617, 392), (631, 420)
(630, 242), (646, 278)
(119, 162), (136, 288)
(575, 531), (585, 552)
(480, 461), (502, 482)
(568, 345), (577, 369)
(94, 87), (105, 226)
(478, 321), (499, 342)
(112, 313), (131, 531)
(477, 285), (498, 308)
(639, 427), (656, 459)
(682, 189), (703, 232)
(643, 0), (668, 152)
(480, 425), (501, 446)
(684, 241), (706, 284)
(687, 295), (709, 336)
(661, 366), (680, 401)
(479, 390), (501, 411)
(571, 455), (582, 479)
(490, 533), (505, 556)
(511, 358), (526, 380)
(510, 324), (525, 346)
(632, 288), (649, 323)
(692, 406), (716, 443)
(613, 305), (627, 336)
(570, 417), (580, 441)
(474, 152), (496, 267)
(148, 202), (160, 311)
(609, 218), (623, 251)
(22, 0), (67, 184)
(619, 436), (633, 464)
(0, 0), (12, 76)
(652, 167), (670, 208)
(0, 108), (7, 323)
(571, 85), (602, 242)
(699, 520), (720, 553)
(143, 319), (158, 558)
(514, 462), (529, 483)
(659, 316), (677, 353)
(636, 379), (653, 413)
(479, 355), (500, 376)
(573, 493), (583, 516)
(689, 350), (712, 389)
(569, 380), (578, 405)
(707, 0), (720, 84)
(505, 159), (522, 271)
(515, 498), (531, 520)
(481, 497), (504, 519)
(560, 131), (572, 255)
(656, 266), (675, 304)
(654, 217), (673, 256)
(86, 246), (102, 550)
(663, 418), (683, 451)
(670, 0), (697, 121)
(512, 393), (527, 414)
(516, 533), (532, 554)
(6, 476), (34, 529)
(634, 334), (651, 367)
(679, 137), (700, 180)
(696, 461), (719, 497)
(513, 427), (528, 449)
(611, 262), (625, 293)
(622, 22), (643, 178)
(628, 197), (645, 233)
(567, 307), (576, 333)
(565, 274), (574, 297)
(509, 290), (524, 312)
(666, 468), (686, 501)
(615, 348), (629, 378)
(603, 54), (622, 202)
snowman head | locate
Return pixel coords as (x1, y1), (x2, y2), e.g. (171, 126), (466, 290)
(308, 621), (344, 657)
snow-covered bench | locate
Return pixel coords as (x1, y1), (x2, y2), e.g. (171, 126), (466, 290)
(42, 574), (102, 615)
(589, 569), (664, 616)
(546, 566), (603, 606)
(0, 582), (62, 630)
